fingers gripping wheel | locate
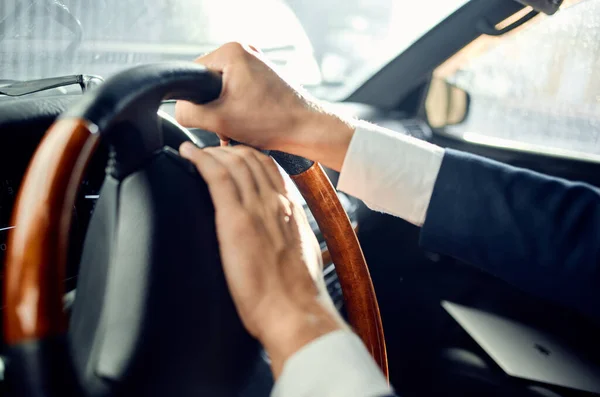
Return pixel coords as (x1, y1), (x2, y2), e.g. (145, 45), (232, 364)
(4, 62), (387, 396)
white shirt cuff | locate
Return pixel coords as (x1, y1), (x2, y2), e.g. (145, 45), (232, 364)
(337, 122), (444, 226)
(271, 330), (391, 397)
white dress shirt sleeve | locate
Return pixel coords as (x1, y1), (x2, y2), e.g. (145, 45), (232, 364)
(271, 330), (392, 397)
(338, 122), (444, 226)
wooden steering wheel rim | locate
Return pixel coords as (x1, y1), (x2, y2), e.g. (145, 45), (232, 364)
(4, 64), (388, 379)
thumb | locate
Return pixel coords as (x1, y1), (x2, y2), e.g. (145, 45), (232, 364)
(174, 54), (225, 131)
(174, 98), (222, 133)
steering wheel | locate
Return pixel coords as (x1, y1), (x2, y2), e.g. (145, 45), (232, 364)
(4, 63), (387, 396)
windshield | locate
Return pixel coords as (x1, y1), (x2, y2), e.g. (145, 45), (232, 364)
(435, 0), (600, 158)
(0, 0), (468, 99)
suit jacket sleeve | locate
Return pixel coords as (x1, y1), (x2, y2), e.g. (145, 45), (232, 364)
(420, 149), (600, 322)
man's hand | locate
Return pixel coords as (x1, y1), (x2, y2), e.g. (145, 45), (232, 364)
(175, 42), (355, 171)
(179, 142), (345, 377)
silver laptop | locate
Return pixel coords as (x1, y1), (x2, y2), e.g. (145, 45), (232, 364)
(442, 301), (600, 394)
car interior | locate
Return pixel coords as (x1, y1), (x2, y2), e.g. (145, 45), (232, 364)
(1, 0), (600, 396)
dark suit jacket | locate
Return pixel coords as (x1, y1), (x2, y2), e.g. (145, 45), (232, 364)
(420, 149), (600, 323)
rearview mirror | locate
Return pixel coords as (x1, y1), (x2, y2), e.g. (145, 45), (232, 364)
(425, 78), (470, 128)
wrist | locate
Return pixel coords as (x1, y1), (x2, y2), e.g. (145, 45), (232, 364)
(284, 108), (356, 172)
(255, 295), (345, 378)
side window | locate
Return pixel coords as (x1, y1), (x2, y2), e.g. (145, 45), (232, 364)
(439, 0), (600, 156)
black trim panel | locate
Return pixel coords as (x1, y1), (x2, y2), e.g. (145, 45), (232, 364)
(346, 0), (525, 109)
(5, 336), (82, 397)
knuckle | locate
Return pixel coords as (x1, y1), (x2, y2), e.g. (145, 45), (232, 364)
(264, 157), (279, 172)
(223, 41), (247, 56)
(174, 102), (191, 126)
(289, 199), (305, 215)
(268, 163), (286, 185)
(235, 146), (254, 157)
(272, 165), (285, 181)
(211, 166), (231, 183)
(276, 195), (294, 219)
(269, 196), (283, 212)
(211, 117), (226, 135)
(230, 154), (247, 168)
(257, 151), (273, 164)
